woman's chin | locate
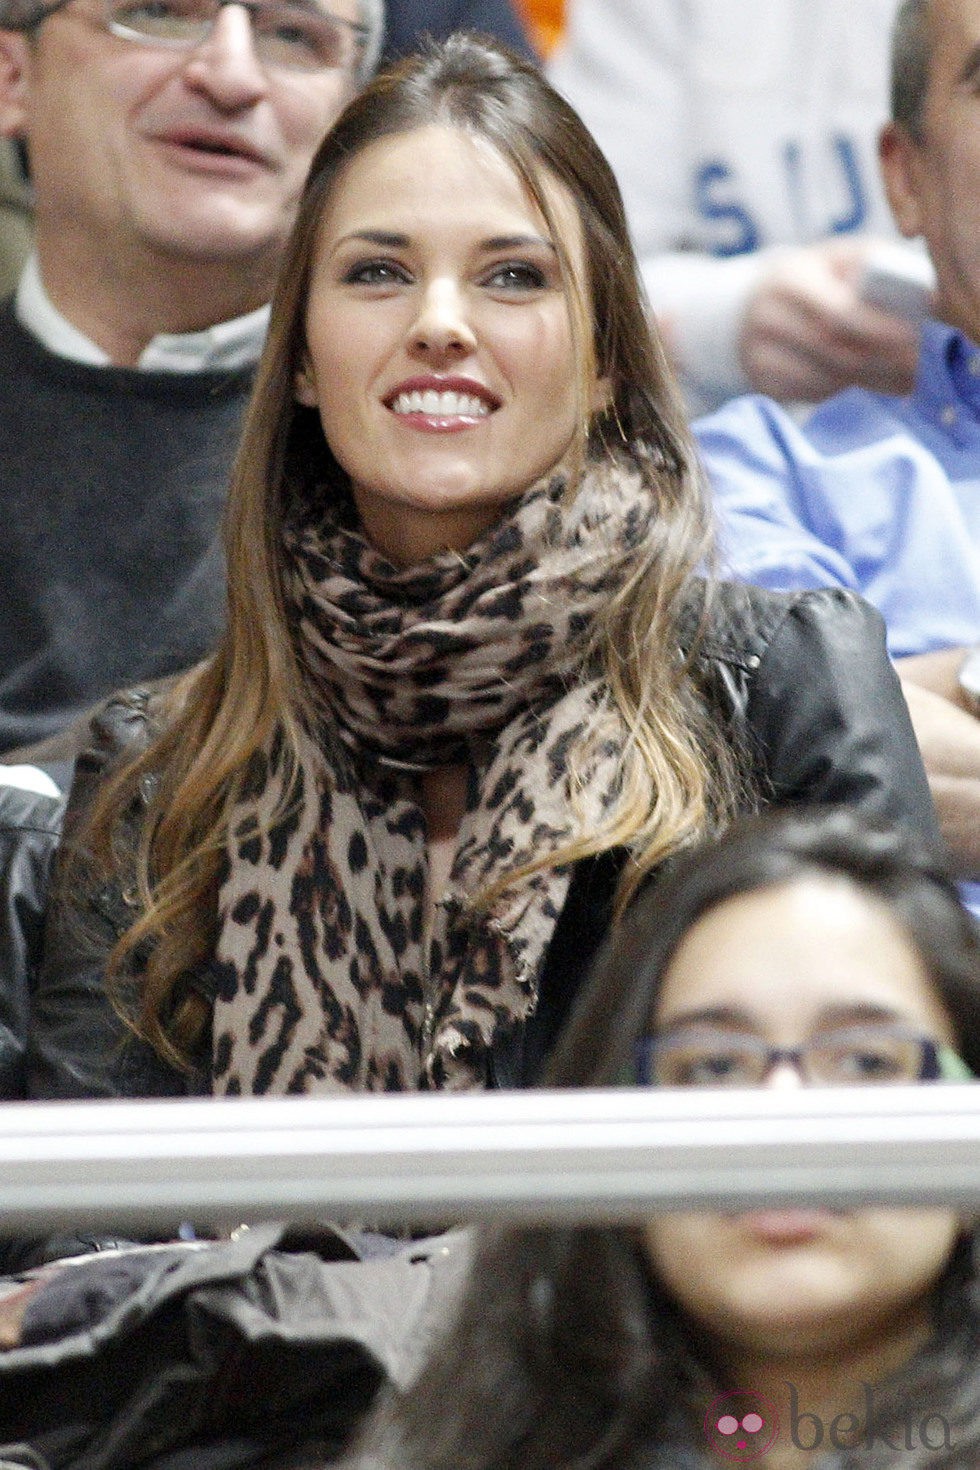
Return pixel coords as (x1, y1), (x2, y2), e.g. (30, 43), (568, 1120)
(710, 1297), (879, 1363)
(351, 479), (526, 563)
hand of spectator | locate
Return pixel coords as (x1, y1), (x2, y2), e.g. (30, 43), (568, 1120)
(738, 238), (924, 403)
(899, 657), (980, 879)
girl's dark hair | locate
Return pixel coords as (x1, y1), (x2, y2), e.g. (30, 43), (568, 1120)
(550, 804), (980, 1088)
(373, 809), (980, 1470)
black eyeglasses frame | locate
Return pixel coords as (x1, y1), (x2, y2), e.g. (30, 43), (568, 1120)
(633, 1027), (943, 1089)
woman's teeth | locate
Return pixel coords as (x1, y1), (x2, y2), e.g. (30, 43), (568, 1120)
(391, 389), (490, 417)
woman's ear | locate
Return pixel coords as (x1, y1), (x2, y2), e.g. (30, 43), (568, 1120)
(294, 356), (319, 408)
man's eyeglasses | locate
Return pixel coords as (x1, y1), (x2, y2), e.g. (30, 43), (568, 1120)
(633, 1024), (957, 1089)
(11, 0), (370, 73)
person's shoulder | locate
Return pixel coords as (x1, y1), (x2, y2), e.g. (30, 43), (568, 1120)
(697, 386), (930, 515)
(52, 677), (186, 838)
(66, 674), (192, 783)
(694, 392), (815, 473)
(85, 684), (169, 763)
(804, 383), (917, 455)
(697, 385), (909, 461)
(695, 391), (797, 441)
(686, 579), (882, 670)
(0, 780), (65, 847)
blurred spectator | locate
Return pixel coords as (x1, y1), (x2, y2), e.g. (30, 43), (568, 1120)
(0, 3), (539, 335)
(0, 0), (381, 753)
(696, 0), (980, 909)
(514, 0), (563, 55)
(548, 0), (928, 413)
(382, 0), (536, 61)
(0, 2), (534, 762)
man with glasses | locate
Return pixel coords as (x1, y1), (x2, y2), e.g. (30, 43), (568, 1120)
(0, 0), (382, 756)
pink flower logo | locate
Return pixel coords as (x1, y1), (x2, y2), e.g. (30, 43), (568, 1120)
(705, 1391), (780, 1461)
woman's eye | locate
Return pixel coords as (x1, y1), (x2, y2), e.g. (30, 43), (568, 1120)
(483, 262), (549, 292)
(342, 260), (411, 287)
(834, 1048), (904, 1081)
(658, 1047), (755, 1087)
(684, 1052), (753, 1085)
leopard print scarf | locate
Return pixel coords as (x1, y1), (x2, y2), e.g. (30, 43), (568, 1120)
(210, 461), (654, 1095)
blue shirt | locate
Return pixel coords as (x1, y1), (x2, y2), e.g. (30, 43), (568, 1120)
(694, 318), (980, 913)
(695, 317), (980, 659)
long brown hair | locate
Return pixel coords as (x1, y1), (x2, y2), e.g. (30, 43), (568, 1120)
(78, 34), (743, 1071)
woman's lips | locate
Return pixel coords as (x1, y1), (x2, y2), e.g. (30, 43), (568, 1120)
(385, 382), (499, 432)
(735, 1209), (845, 1245)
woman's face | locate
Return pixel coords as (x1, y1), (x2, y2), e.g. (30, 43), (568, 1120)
(643, 875), (962, 1365)
(296, 122), (600, 566)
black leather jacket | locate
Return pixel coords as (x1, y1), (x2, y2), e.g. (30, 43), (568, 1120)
(7, 582), (938, 1103)
(0, 785), (64, 1097)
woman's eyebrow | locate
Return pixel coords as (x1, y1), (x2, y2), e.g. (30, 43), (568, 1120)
(812, 1002), (906, 1029)
(335, 230), (410, 248)
(655, 1002), (910, 1034)
(333, 231), (558, 253)
(655, 1006), (756, 1032)
(480, 234), (557, 253)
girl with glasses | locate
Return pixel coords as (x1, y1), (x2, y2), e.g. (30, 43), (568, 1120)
(364, 807), (980, 1470)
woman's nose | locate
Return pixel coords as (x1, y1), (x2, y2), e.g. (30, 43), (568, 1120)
(765, 1059), (806, 1091)
(407, 280), (478, 358)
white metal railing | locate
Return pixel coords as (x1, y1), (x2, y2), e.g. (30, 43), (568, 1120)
(0, 1086), (978, 1234)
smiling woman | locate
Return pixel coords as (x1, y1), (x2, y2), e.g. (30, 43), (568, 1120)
(29, 34), (940, 1111)
(294, 122), (592, 564)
